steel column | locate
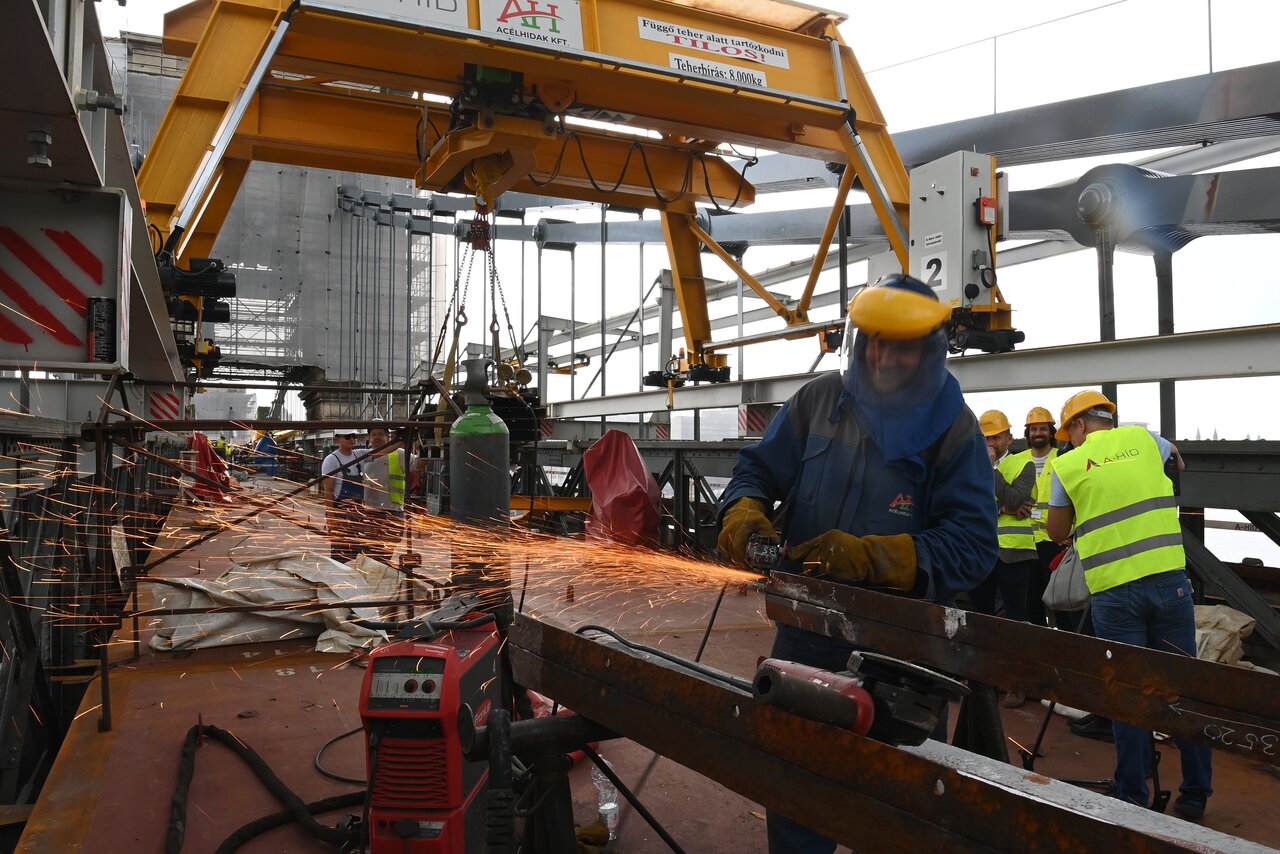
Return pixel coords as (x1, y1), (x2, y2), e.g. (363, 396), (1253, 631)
(1154, 250), (1177, 437)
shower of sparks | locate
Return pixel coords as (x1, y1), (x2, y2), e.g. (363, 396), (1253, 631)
(0, 444), (761, 652)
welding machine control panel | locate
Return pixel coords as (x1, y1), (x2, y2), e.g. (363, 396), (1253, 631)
(368, 655), (446, 709)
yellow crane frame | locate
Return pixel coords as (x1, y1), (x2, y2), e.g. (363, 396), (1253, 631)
(139, 0), (911, 366)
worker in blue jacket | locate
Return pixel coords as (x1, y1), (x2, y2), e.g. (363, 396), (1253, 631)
(718, 273), (996, 854)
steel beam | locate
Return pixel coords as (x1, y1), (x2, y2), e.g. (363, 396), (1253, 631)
(507, 615), (1270, 854)
(549, 324), (1280, 418)
(764, 575), (1280, 766)
(948, 325), (1280, 392)
(893, 60), (1280, 169)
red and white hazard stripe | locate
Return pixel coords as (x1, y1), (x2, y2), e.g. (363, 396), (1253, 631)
(149, 388), (183, 421)
(738, 406), (772, 434)
(539, 419), (554, 438)
(0, 225), (104, 351)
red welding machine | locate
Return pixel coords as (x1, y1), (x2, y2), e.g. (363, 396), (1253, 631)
(359, 617), (502, 852)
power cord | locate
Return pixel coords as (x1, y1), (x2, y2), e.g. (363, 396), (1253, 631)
(314, 726), (366, 786)
(573, 624), (752, 693)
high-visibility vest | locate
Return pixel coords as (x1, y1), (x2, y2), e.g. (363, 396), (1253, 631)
(1029, 447), (1059, 543)
(1052, 426), (1183, 594)
(996, 451), (1036, 553)
(388, 449), (406, 506)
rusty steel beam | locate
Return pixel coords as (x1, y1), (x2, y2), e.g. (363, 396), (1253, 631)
(507, 616), (1248, 854)
(765, 574), (1280, 767)
(95, 419), (453, 433)
(130, 379), (448, 395)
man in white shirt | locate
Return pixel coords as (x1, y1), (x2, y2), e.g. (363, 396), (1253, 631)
(320, 432), (369, 562)
(361, 420), (424, 563)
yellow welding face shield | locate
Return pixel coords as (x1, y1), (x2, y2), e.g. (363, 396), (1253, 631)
(848, 274), (953, 341)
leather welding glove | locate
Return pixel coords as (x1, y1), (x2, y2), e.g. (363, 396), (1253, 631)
(717, 497), (776, 566)
(788, 531), (918, 590)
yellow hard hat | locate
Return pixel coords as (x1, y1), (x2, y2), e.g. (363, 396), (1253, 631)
(979, 409), (1012, 437)
(848, 274), (952, 340)
(1055, 390), (1116, 440)
(1025, 407), (1055, 427)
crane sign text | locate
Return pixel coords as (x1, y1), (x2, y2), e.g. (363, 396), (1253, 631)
(638, 17), (791, 69)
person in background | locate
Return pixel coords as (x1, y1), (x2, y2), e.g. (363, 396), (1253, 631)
(362, 419), (426, 564)
(717, 273), (996, 854)
(970, 410), (1037, 707)
(1046, 389), (1211, 820)
(320, 431), (368, 562)
(1017, 407), (1072, 628)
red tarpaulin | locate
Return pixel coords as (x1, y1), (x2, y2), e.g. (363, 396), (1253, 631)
(582, 429), (659, 545)
(189, 432), (235, 502)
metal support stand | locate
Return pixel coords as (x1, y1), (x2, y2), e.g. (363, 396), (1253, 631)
(1095, 228), (1118, 406)
(1154, 250), (1177, 437)
(950, 682), (1008, 762)
(655, 453), (720, 553)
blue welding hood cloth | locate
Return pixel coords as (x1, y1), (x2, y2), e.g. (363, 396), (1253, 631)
(841, 326), (963, 478)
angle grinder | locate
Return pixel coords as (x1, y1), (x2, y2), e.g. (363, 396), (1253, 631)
(752, 651), (970, 746)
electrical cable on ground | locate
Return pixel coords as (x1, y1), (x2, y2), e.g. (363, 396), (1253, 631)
(166, 723), (358, 854)
(214, 792), (366, 854)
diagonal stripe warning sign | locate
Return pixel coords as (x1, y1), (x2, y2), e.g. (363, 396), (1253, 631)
(0, 185), (130, 372)
(148, 386), (184, 421)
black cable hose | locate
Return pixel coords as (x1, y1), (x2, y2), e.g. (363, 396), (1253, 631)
(526, 131), (750, 211)
(351, 611), (496, 635)
(213, 791), (366, 854)
(166, 724), (357, 854)
(574, 624), (752, 692)
(314, 726), (366, 786)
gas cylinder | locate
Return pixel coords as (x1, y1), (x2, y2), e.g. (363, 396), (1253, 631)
(449, 359), (510, 527)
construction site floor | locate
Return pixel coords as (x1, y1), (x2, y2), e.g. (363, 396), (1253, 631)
(17, 478), (1280, 853)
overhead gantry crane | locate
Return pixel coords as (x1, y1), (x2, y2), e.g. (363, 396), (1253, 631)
(138, 0), (924, 379)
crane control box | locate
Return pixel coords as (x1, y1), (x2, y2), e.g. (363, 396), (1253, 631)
(908, 151), (1021, 353)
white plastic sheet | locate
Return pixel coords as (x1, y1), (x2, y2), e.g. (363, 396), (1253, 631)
(149, 551), (447, 653)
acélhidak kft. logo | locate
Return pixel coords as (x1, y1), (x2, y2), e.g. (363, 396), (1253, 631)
(483, 0), (583, 48)
(497, 0), (565, 35)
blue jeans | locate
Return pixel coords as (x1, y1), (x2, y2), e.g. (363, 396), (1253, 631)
(1090, 570), (1213, 807)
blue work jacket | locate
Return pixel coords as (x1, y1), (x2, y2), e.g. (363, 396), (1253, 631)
(719, 373), (997, 603)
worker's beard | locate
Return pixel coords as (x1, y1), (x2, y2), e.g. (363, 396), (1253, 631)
(867, 358), (918, 395)
(848, 329), (945, 402)
(1028, 433), (1052, 451)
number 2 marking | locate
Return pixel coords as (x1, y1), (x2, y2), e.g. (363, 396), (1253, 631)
(924, 257), (943, 287)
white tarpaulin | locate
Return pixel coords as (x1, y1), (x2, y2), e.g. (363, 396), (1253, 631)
(149, 551), (447, 653)
(1195, 603), (1256, 665)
